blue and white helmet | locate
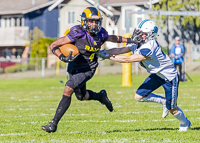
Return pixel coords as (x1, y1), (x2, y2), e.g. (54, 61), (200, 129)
(136, 19), (158, 42)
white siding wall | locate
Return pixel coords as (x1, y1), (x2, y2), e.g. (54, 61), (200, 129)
(59, 0), (92, 37)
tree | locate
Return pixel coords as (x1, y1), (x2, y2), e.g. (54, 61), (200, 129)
(28, 27), (57, 58)
(152, 0), (200, 44)
(27, 27), (57, 70)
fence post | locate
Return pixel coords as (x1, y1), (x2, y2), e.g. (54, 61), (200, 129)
(41, 58), (45, 77)
(56, 57), (60, 76)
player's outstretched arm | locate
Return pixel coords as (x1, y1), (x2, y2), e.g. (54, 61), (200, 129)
(106, 47), (131, 55)
(96, 47), (131, 59)
(110, 54), (146, 63)
(107, 35), (132, 43)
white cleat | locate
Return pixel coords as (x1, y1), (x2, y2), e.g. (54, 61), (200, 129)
(178, 119), (192, 132)
(162, 104), (169, 118)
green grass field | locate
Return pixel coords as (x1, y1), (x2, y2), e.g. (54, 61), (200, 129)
(0, 73), (200, 142)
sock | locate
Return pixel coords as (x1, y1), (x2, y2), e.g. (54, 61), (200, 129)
(87, 90), (101, 101)
(52, 95), (71, 124)
(142, 93), (166, 105)
(173, 107), (188, 125)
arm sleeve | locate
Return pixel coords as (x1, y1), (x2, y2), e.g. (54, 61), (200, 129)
(67, 26), (85, 42)
(127, 43), (138, 52)
(100, 27), (109, 44)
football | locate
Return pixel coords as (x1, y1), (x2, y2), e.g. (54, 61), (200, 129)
(60, 44), (79, 57)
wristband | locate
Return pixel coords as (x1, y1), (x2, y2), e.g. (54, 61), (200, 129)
(117, 36), (122, 43)
(127, 38), (133, 43)
(59, 54), (64, 60)
(51, 47), (60, 54)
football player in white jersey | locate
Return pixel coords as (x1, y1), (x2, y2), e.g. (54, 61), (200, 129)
(97, 19), (191, 132)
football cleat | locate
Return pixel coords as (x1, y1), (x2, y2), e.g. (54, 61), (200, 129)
(99, 90), (113, 112)
(178, 118), (192, 132)
(162, 104), (169, 118)
(42, 120), (57, 133)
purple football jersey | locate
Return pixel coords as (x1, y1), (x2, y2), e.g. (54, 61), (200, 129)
(66, 25), (108, 70)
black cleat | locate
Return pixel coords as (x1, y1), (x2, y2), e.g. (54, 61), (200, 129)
(42, 120), (57, 133)
(99, 90), (113, 112)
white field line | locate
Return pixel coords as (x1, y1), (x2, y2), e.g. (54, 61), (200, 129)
(2, 108), (200, 118)
(0, 118), (177, 125)
(59, 119), (176, 123)
(3, 117), (200, 126)
(38, 138), (179, 143)
(0, 133), (27, 136)
(51, 86), (64, 89)
(0, 118), (179, 125)
(0, 133), (184, 142)
(149, 104), (200, 107)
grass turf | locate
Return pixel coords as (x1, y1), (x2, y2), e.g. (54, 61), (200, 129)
(0, 73), (200, 142)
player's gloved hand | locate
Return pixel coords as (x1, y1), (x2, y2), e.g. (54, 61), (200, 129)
(96, 50), (109, 59)
(131, 29), (142, 44)
(59, 51), (79, 62)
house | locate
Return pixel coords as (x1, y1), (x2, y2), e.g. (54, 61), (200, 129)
(48, 0), (159, 49)
(0, 0), (59, 60)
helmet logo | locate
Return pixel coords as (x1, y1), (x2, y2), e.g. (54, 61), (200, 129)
(153, 26), (158, 33)
(88, 13), (92, 18)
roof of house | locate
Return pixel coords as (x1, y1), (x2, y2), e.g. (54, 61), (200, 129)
(48, 0), (114, 17)
(99, 0), (150, 6)
(0, 0), (158, 16)
(0, 0), (57, 15)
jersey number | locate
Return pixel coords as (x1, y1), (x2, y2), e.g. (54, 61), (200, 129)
(89, 53), (95, 61)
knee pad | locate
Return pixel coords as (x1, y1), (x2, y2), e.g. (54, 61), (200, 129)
(75, 93), (84, 101)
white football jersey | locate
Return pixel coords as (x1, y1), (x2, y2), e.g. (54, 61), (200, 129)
(127, 40), (178, 81)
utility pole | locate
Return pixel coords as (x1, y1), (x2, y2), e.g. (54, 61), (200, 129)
(166, 0), (170, 55)
(149, 0), (152, 10)
(95, 0), (99, 9)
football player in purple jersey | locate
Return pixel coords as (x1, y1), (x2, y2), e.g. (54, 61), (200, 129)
(42, 7), (133, 133)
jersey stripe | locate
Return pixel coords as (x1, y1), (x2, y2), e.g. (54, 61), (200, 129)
(140, 48), (152, 56)
(171, 74), (178, 109)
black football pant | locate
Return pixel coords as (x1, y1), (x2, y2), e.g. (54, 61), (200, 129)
(65, 68), (96, 100)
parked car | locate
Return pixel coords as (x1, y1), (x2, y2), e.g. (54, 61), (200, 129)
(0, 56), (16, 73)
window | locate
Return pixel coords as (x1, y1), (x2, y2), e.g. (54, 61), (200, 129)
(125, 9), (132, 29)
(1, 16), (23, 27)
(135, 7), (144, 27)
(66, 11), (75, 25)
(137, 18), (142, 25)
(5, 18), (11, 27)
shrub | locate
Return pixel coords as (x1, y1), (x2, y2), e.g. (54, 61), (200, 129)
(4, 64), (22, 73)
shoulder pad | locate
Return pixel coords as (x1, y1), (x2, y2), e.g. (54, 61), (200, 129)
(70, 25), (86, 35)
(67, 25), (86, 41)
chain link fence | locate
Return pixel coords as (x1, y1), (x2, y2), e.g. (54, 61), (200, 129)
(0, 57), (148, 79)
